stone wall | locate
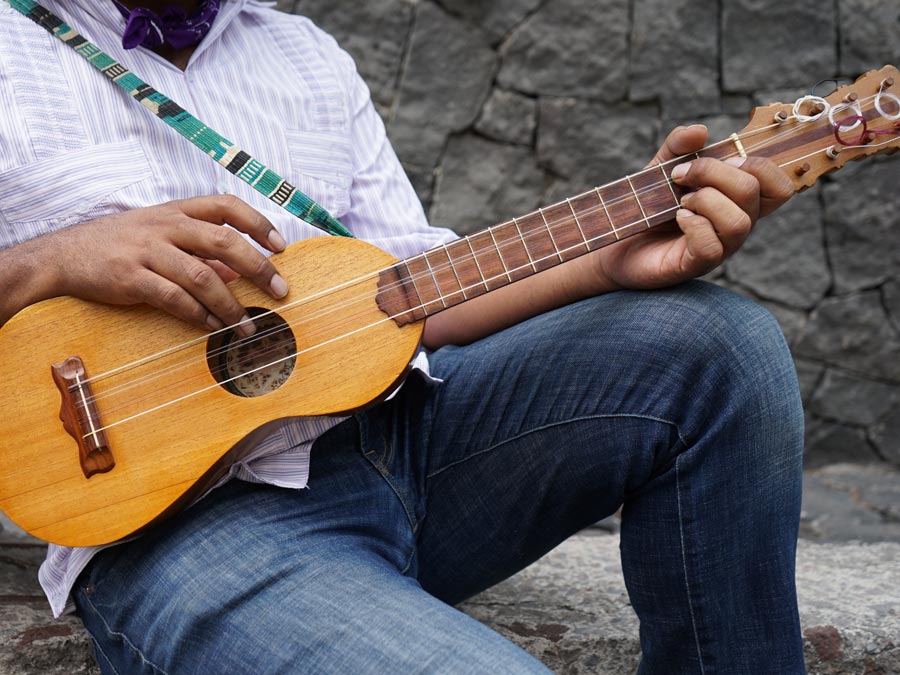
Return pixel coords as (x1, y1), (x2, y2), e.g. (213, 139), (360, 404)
(281, 0), (900, 467)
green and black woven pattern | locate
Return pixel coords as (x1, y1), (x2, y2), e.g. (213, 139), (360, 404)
(7, 0), (354, 239)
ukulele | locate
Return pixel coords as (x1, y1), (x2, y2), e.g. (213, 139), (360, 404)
(1, 66), (898, 548)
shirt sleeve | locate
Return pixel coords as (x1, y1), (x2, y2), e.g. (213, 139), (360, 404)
(306, 24), (459, 259)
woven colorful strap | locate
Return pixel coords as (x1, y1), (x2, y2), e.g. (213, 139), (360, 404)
(7, 0), (354, 239)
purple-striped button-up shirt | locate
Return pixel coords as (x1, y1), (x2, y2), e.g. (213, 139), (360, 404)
(0, 0), (456, 616)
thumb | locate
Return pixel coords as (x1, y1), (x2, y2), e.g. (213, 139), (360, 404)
(647, 124), (709, 167)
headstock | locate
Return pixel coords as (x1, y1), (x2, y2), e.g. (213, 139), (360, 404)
(737, 65), (900, 191)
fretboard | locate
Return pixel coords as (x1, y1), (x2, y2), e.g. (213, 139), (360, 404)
(376, 145), (731, 325)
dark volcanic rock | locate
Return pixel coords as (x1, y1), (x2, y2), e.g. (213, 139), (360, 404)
(870, 407), (900, 467)
(722, 0), (837, 91)
(390, 1), (497, 177)
(795, 291), (900, 382)
(434, 0), (543, 42)
(839, 0), (900, 75)
(538, 98), (659, 189)
(725, 186), (831, 310)
(630, 0), (720, 117)
(475, 89), (538, 146)
(809, 369), (899, 427)
(804, 417), (880, 468)
(430, 134), (545, 234)
(498, 0), (630, 100)
(293, 0), (415, 108)
(824, 159), (900, 294)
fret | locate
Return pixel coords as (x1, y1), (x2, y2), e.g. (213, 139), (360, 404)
(625, 175), (651, 229)
(494, 220), (535, 281)
(598, 181), (645, 238)
(465, 236), (491, 293)
(402, 260), (425, 312)
(467, 231), (509, 291)
(422, 253), (448, 309)
(630, 166), (683, 228)
(442, 243), (467, 300)
(565, 199), (591, 253)
(506, 218), (538, 274)
(426, 245), (466, 305)
(568, 190), (616, 248)
(657, 162), (680, 205)
(539, 209), (565, 262)
(538, 202), (586, 262)
(403, 256), (444, 313)
(488, 226), (514, 283)
(446, 238), (488, 300)
(515, 211), (559, 271)
(594, 187), (619, 240)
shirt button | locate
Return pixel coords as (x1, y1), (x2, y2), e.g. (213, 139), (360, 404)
(217, 181), (229, 194)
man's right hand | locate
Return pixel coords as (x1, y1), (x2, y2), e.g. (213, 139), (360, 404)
(5, 196), (288, 335)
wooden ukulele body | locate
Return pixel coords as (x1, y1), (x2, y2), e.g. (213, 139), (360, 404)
(0, 236), (423, 547)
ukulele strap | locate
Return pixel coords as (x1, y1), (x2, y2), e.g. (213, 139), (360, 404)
(6, 0), (354, 239)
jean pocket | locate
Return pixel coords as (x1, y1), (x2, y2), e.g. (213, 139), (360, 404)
(0, 141), (152, 242)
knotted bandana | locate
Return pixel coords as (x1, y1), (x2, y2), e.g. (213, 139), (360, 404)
(112, 1), (221, 50)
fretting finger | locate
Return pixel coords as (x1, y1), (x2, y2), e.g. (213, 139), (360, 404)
(676, 208), (724, 276)
(680, 186), (753, 257)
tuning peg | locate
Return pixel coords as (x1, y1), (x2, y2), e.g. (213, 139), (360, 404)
(774, 111), (789, 123)
(843, 92), (859, 103)
(881, 77), (895, 91)
(794, 163), (811, 176)
(826, 146), (841, 159)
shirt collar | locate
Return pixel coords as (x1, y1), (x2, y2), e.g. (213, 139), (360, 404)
(49, 0), (249, 67)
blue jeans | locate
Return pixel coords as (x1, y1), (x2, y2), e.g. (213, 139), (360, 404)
(74, 281), (805, 674)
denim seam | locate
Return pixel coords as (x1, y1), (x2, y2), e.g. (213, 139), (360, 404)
(426, 413), (686, 480)
(80, 592), (170, 675)
(676, 456), (706, 674)
(88, 635), (123, 675)
(360, 449), (419, 534)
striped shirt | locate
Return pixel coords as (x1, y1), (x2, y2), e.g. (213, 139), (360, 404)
(0, 0), (456, 617)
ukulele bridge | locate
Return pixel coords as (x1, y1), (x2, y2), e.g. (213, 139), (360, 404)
(51, 356), (115, 479)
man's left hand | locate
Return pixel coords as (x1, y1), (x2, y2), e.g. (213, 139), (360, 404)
(589, 125), (795, 292)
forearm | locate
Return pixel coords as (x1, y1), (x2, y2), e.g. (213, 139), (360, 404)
(0, 235), (61, 327)
(423, 254), (615, 349)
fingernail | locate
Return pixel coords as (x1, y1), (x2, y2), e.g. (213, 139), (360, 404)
(671, 162), (691, 181)
(237, 314), (256, 338)
(688, 124), (707, 132)
(677, 208), (696, 219)
(206, 314), (225, 331)
(270, 273), (289, 299)
(725, 157), (747, 168)
(268, 228), (287, 252)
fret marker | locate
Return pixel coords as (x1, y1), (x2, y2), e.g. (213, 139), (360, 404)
(625, 176), (651, 229)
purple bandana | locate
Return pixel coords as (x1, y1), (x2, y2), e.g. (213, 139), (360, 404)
(112, 1), (221, 50)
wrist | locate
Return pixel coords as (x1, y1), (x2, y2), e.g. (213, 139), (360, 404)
(569, 250), (624, 299)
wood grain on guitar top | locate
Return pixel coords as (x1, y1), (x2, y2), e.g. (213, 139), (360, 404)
(0, 236), (423, 547)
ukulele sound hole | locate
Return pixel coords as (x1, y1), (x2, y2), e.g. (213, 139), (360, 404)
(206, 307), (297, 398)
